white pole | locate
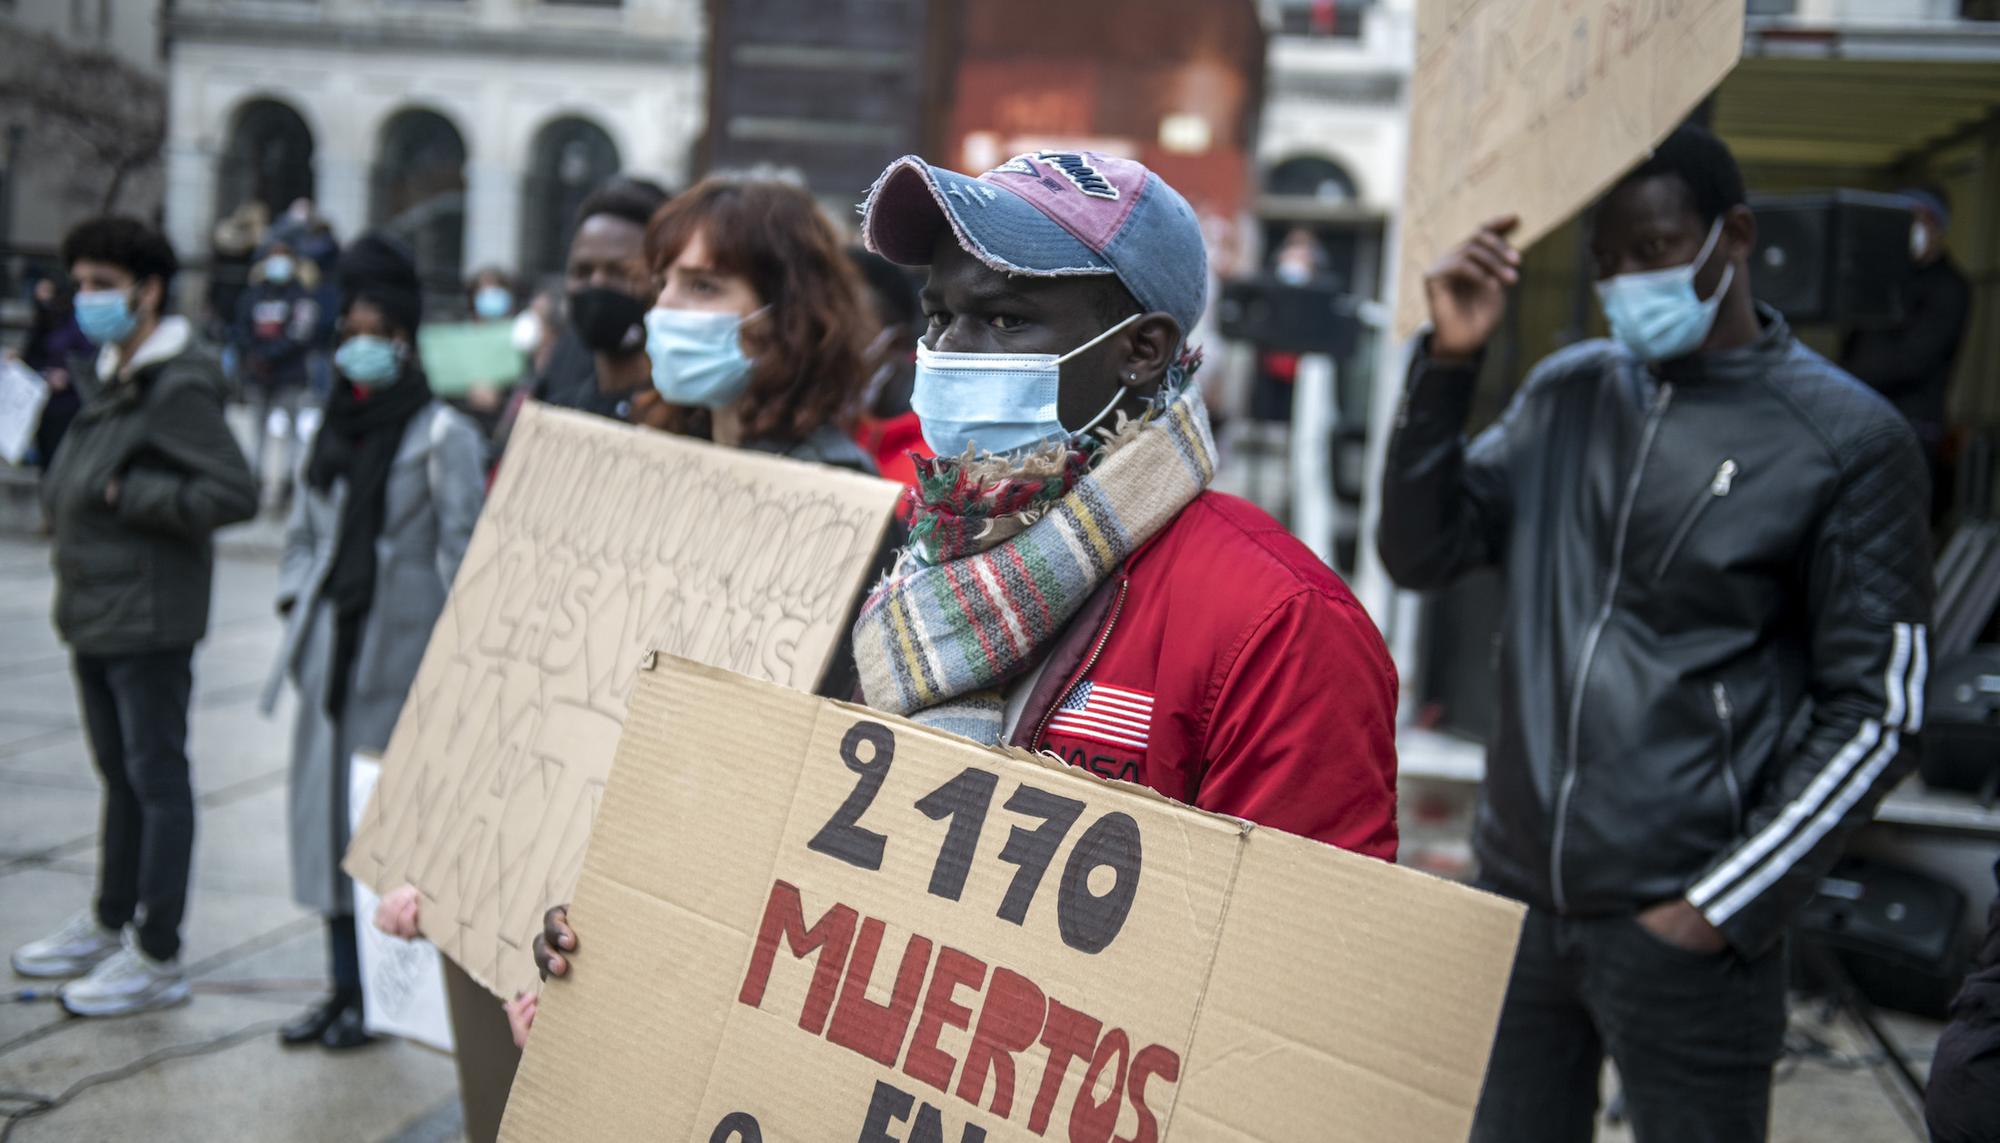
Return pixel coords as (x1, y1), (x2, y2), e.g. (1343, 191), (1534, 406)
(1289, 352), (1339, 566)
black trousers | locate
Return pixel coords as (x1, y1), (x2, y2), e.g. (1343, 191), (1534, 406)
(1471, 904), (1789, 1143)
(74, 647), (196, 963)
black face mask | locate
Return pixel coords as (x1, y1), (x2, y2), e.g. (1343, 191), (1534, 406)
(568, 287), (648, 355)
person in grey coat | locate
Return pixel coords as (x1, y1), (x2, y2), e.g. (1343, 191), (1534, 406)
(260, 233), (485, 1050)
(11, 217), (258, 1019)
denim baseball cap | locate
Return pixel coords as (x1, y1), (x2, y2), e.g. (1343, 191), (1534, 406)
(860, 151), (1208, 338)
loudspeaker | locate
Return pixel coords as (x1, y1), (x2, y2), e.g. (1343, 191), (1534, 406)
(1748, 191), (1914, 326)
(1217, 277), (1362, 356)
(1922, 646), (2000, 795)
(1796, 856), (1970, 1018)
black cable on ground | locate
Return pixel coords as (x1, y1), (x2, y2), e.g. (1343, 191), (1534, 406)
(0, 1018), (285, 1143)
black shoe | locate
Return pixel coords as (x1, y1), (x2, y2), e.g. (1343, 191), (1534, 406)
(320, 1005), (375, 1051)
(279, 993), (351, 1046)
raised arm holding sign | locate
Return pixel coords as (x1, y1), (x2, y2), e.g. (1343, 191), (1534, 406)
(1380, 125), (1934, 1143)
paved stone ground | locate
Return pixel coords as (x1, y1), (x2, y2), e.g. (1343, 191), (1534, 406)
(0, 530), (463, 1142)
(0, 503), (1943, 1142)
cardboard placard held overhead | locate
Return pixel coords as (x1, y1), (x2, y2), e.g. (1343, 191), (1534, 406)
(502, 658), (1526, 1143)
(344, 403), (903, 1000)
(1392, 0), (1744, 340)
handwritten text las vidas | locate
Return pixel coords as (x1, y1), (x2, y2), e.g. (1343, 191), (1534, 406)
(739, 881), (1180, 1143)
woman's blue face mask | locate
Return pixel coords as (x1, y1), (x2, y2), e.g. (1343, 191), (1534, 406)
(645, 306), (766, 409)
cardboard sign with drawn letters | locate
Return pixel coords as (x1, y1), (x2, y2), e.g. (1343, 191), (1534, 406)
(501, 658), (1525, 1143)
(344, 403), (903, 1000)
(1393, 0), (1744, 339)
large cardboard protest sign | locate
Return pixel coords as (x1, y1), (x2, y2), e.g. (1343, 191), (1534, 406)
(1392, 0), (1744, 339)
(503, 659), (1526, 1142)
(344, 404), (903, 1000)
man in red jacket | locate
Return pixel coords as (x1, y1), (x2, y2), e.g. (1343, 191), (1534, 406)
(843, 150), (1397, 856)
(534, 151), (1398, 986)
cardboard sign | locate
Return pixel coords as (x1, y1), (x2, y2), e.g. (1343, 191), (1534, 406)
(344, 404), (904, 1000)
(417, 321), (527, 396)
(1392, 0), (1744, 339)
(349, 754), (455, 1053)
(502, 659), (1525, 1143)
(0, 359), (50, 466)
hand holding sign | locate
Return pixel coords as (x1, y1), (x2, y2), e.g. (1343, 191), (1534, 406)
(534, 905), (576, 980)
(1427, 216), (1523, 361)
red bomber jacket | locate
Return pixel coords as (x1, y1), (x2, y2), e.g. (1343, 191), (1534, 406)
(1005, 491), (1399, 860)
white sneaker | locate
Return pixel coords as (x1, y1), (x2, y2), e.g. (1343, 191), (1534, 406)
(58, 934), (189, 1017)
(11, 911), (121, 979)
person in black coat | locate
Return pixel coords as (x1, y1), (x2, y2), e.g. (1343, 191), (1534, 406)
(1927, 859), (2000, 1143)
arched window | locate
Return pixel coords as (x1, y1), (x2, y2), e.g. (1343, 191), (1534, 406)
(217, 98), (315, 221)
(371, 108), (468, 287)
(522, 117), (622, 281)
(1265, 155), (1360, 206)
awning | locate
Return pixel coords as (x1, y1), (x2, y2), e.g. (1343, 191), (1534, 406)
(1714, 22), (2000, 167)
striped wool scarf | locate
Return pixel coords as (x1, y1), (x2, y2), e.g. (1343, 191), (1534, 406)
(853, 385), (1216, 744)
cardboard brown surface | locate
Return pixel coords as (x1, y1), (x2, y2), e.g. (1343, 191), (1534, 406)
(503, 658), (1525, 1142)
(1392, 0), (1745, 339)
(343, 404), (903, 1000)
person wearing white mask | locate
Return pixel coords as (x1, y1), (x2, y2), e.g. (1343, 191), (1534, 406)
(1841, 186), (1972, 521)
(261, 231), (484, 1054)
(13, 217), (257, 1017)
(1380, 124), (1934, 1142)
(232, 234), (320, 505)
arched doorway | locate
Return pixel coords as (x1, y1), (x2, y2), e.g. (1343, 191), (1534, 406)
(371, 107), (468, 289)
(1264, 154), (1360, 206)
(521, 117), (622, 281)
(216, 98), (316, 223)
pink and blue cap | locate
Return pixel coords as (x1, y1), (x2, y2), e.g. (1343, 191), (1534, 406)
(860, 151), (1209, 339)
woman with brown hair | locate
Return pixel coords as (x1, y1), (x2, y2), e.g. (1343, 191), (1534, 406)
(629, 170), (877, 473)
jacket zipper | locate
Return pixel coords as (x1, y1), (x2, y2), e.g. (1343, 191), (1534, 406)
(1651, 459), (1738, 581)
(1712, 681), (1743, 832)
(1032, 580), (1129, 751)
(1551, 382), (1674, 914)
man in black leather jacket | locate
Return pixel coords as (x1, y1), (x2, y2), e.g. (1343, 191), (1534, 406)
(1380, 126), (1934, 1142)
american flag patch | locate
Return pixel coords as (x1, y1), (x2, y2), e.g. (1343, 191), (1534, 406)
(1045, 681), (1153, 751)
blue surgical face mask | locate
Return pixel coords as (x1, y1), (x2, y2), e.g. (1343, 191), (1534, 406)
(1594, 220), (1734, 363)
(912, 313), (1143, 459)
(474, 284), (513, 320)
(264, 255), (295, 285)
(334, 335), (404, 389)
(645, 306), (763, 409)
(75, 288), (139, 347)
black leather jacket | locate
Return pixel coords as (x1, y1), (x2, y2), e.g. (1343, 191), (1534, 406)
(1380, 310), (1933, 956)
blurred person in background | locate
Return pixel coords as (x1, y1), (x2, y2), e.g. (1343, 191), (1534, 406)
(22, 275), (92, 468)
(233, 231), (321, 505)
(11, 217), (256, 1017)
(261, 232), (484, 1053)
(1840, 187), (1971, 521)
(467, 266), (517, 324)
(460, 266), (523, 420)
(847, 247), (931, 489)
(520, 177), (670, 422)
(208, 200), (269, 354)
